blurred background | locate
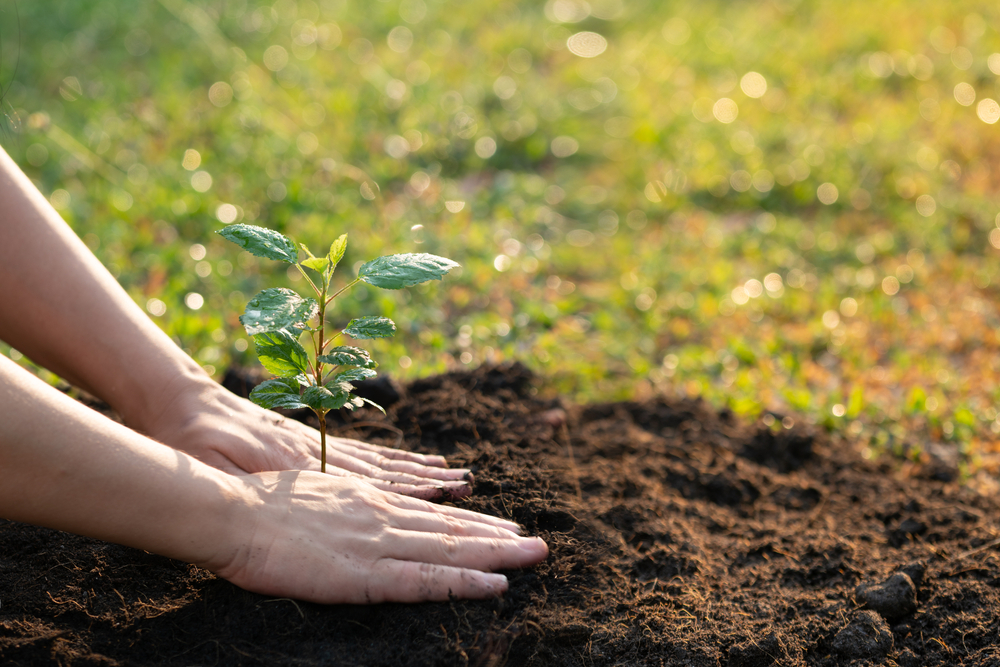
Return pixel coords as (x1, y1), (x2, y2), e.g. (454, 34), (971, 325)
(2, 0), (1000, 483)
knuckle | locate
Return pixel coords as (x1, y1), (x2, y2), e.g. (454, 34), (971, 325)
(437, 534), (462, 561)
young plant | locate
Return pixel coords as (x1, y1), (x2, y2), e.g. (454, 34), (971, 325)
(218, 223), (458, 473)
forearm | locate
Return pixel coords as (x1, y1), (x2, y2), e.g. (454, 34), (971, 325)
(0, 144), (208, 430)
(0, 354), (241, 565)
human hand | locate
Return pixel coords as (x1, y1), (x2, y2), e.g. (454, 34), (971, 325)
(141, 377), (472, 500)
(208, 472), (548, 604)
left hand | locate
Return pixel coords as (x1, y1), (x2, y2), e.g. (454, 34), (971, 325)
(139, 376), (473, 501)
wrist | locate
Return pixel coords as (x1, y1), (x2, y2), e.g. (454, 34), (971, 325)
(119, 360), (220, 436)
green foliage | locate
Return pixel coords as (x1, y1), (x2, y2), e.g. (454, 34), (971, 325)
(249, 378), (307, 410)
(220, 223), (456, 472)
(251, 331), (311, 379)
(343, 316), (397, 340)
(10, 0), (1000, 476)
(218, 225), (298, 264)
(358, 254), (461, 290)
(317, 346), (377, 369)
(241, 288), (317, 336)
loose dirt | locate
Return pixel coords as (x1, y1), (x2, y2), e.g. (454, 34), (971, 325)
(2, 363), (998, 666)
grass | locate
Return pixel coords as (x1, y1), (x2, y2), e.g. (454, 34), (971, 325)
(3, 0), (1000, 486)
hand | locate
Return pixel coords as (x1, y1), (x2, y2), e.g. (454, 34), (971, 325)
(209, 472), (548, 604)
(140, 376), (473, 500)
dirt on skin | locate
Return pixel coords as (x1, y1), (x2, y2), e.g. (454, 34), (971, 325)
(2, 362), (999, 666)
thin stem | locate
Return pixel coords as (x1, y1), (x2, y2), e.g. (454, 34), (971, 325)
(318, 408), (328, 473)
(313, 272), (328, 388)
(294, 263), (322, 298)
(321, 331), (342, 353)
(326, 277), (361, 306)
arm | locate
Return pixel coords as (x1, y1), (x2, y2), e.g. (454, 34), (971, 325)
(0, 144), (469, 497)
(0, 354), (547, 603)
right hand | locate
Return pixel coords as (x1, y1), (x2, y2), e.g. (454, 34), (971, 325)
(207, 472), (548, 604)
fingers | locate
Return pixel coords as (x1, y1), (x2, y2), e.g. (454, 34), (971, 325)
(317, 467), (471, 501)
(384, 508), (526, 540)
(381, 492), (523, 534)
(383, 531), (549, 572)
(328, 440), (470, 481)
(333, 437), (450, 468)
(362, 560), (509, 603)
(323, 449), (473, 492)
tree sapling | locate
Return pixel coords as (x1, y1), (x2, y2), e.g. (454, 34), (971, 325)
(218, 223), (458, 473)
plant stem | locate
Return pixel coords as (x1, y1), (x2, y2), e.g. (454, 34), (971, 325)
(315, 271), (330, 473)
(318, 408), (328, 473)
(326, 278), (360, 305)
(294, 263), (322, 298)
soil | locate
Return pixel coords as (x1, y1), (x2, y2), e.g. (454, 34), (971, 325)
(2, 363), (999, 666)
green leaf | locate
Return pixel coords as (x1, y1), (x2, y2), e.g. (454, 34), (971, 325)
(317, 346), (377, 369)
(357, 396), (386, 414)
(357, 253), (459, 290)
(343, 316), (396, 340)
(253, 331), (311, 378)
(249, 378), (307, 410)
(240, 288), (318, 336)
(302, 384), (352, 411)
(302, 257), (330, 272)
(217, 224), (298, 264)
(299, 243), (331, 273)
(334, 368), (377, 383)
(328, 234), (348, 272)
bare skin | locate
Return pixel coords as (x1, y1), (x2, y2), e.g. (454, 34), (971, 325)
(0, 143), (548, 601)
(0, 143), (468, 498)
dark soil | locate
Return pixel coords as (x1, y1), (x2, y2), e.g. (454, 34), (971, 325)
(3, 363), (999, 666)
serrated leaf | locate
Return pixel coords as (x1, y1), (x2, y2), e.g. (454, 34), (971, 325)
(357, 253), (459, 290)
(217, 224), (298, 264)
(302, 384), (352, 411)
(334, 368), (378, 383)
(317, 346), (377, 369)
(328, 234), (347, 271)
(249, 378), (307, 410)
(253, 331), (311, 378)
(343, 316), (396, 340)
(357, 396), (386, 414)
(240, 288), (318, 336)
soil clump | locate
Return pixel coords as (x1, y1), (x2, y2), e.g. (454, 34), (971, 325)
(2, 363), (999, 666)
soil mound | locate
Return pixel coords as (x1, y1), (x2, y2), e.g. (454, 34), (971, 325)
(2, 363), (999, 666)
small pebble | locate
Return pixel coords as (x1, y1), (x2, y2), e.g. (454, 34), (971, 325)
(855, 572), (917, 620)
(832, 610), (893, 661)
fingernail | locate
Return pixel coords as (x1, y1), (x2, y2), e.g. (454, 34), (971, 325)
(522, 537), (548, 556)
(462, 471), (475, 483)
(501, 522), (522, 535)
(485, 573), (508, 593)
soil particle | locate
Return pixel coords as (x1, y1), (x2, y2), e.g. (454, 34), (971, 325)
(854, 573), (918, 620)
(831, 610), (893, 662)
(4, 363), (1000, 666)
(728, 631), (792, 666)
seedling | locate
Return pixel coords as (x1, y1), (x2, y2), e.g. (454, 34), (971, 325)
(218, 223), (458, 472)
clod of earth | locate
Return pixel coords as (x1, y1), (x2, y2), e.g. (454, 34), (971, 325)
(832, 610), (894, 662)
(728, 631), (793, 667)
(855, 572), (918, 620)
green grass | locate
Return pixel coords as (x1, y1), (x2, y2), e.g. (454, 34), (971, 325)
(4, 0), (1000, 485)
